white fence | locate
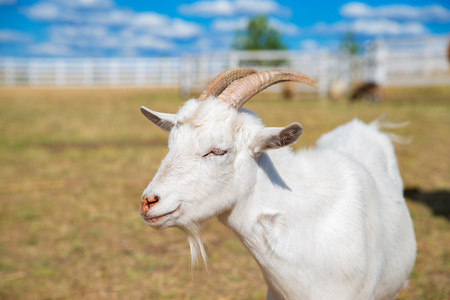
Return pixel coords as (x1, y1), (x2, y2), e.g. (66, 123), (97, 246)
(1, 37), (449, 96)
(180, 50), (336, 97)
(0, 57), (181, 88)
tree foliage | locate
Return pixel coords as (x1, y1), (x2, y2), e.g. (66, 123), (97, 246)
(233, 16), (286, 51)
(340, 32), (360, 55)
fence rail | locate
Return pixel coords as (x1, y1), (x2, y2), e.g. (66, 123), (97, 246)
(1, 37), (449, 96)
(0, 57), (181, 88)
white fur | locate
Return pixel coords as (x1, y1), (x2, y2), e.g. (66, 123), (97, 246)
(140, 98), (416, 300)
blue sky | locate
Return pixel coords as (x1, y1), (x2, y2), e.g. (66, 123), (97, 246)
(0, 0), (449, 57)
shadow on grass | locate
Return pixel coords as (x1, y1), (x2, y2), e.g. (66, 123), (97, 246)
(404, 187), (450, 220)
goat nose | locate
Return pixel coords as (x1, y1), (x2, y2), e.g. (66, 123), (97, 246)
(140, 194), (160, 215)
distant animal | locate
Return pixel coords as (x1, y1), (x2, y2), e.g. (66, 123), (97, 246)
(447, 39), (450, 73)
(139, 68), (416, 300)
(328, 79), (347, 102)
(281, 82), (293, 100)
(350, 82), (383, 104)
(447, 39), (450, 63)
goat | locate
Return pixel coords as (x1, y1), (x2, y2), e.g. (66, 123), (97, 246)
(281, 82), (293, 100)
(350, 81), (383, 104)
(328, 79), (348, 102)
(447, 39), (450, 74)
(139, 69), (416, 300)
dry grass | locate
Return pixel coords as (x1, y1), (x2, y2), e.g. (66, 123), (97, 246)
(0, 86), (449, 299)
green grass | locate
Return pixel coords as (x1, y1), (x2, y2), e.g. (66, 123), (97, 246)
(0, 86), (449, 299)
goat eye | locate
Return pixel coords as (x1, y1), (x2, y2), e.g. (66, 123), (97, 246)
(203, 149), (227, 157)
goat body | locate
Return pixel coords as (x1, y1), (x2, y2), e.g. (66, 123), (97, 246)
(139, 70), (416, 300)
(350, 82), (383, 103)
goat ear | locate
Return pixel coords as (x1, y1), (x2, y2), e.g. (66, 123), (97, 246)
(140, 106), (176, 132)
(254, 122), (303, 154)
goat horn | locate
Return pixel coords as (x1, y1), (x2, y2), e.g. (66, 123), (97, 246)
(198, 68), (257, 101)
(216, 70), (318, 109)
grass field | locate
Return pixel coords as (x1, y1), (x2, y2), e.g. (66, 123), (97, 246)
(0, 86), (449, 299)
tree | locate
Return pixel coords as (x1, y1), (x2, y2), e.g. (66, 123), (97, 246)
(340, 32), (360, 56)
(340, 32), (361, 86)
(232, 16), (292, 99)
(233, 15), (286, 51)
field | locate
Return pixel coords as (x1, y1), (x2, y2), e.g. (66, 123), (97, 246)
(0, 86), (449, 299)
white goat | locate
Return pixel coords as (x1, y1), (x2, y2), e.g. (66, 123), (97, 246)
(139, 69), (416, 300)
(328, 78), (348, 102)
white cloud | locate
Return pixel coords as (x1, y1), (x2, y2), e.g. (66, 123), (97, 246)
(179, 0), (291, 18)
(269, 18), (300, 36)
(22, 1), (118, 23)
(132, 12), (169, 28)
(340, 2), (369, 18)
(16, 0), (301, 56)
(212, 17), (248, 32)
(193, 37), (214, 52)
(53, 0), (113, 9)
(130, 13), (202, 40)
(129, 35), (175, 51)
(179, 0), (234, 17)
(0, 29), (32, 43)
(340, 2), (450, 23)
(49, 25), (117, 48)
(234, 0), (290, 17)
(41, 24), (178, 55)
(158, 18), (203, 39)
(192, 34), (234, 53)
(22, 1), (203, 40)
(24, 4), (141, 26)
(29, 43), (75, 56)
(313, 19), (428, 36)
(131, 13), (202, 39)
(0, 0), (16, 5)
(299, 39), (319, 50)
(86, 9), (134, 25)
(22, 2), (63, 22)
(212, 17), (299, 36)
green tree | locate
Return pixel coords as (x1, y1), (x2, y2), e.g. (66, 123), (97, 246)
(340, 32), (360, 55)
(339, 32), (361, 84)
(232, 15), (291, 99)
(233, 15), (286, 51)
(233, 15), (287, 68)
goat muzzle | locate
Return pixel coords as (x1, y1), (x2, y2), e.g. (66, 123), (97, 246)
(140, 194), (160, 216)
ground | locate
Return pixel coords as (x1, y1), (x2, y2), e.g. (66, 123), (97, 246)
(0, 86), (449, 299)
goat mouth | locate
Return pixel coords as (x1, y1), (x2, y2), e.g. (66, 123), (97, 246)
(143, 204), (181, 223)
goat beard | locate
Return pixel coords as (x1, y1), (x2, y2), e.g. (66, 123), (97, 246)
(181, 223), (209, 271)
